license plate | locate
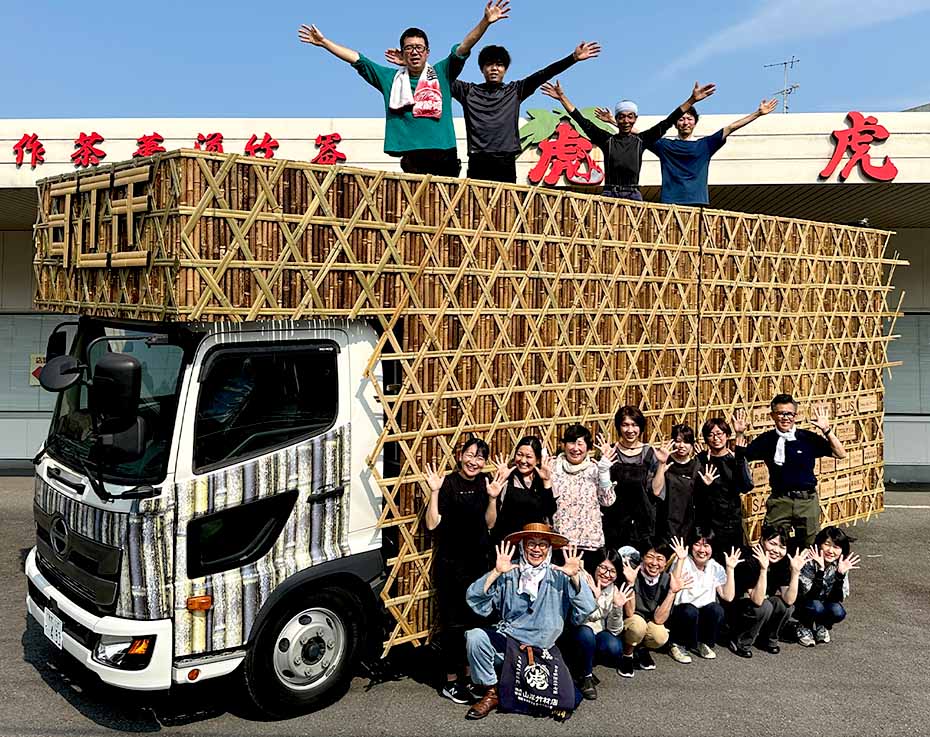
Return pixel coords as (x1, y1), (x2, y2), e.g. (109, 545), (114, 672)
(43, 608), (63, 649)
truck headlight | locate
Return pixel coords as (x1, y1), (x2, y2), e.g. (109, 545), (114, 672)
(92, 635), (156, 670)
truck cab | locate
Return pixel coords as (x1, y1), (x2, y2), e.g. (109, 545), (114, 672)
(26, 314), (386, 716)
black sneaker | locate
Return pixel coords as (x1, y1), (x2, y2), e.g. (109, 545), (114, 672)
(617, 655), (635, 678)
(579, 674), (598, 700)
(635, 648), (656, 670)
(441, 680), (476, 704)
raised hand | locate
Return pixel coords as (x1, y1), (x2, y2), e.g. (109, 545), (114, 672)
(670, 568), (693, 594)
(751, 543), (770, 570)
(788, 548), (811, 573)
(486, 459), (509, 499)
(596, 433), (617, 464)
(298, 24), (327, 47)
(807, 544), (825, 569)
(573, 41), (601, 61)
(383, 47), (404, 65)
(484, 0), (511, 24)
(758, 98), (778, 115)
(538, 448), (557, 483)
(699, 464), (720, 486)
(583, 569), (599, 597)
(540, 80), (566, 102)
(837, 552), (861, 575)
(622, 559), (641, 585)
(810, 403), (832, 434)
(554, 544), (584, 578)
(692, 81), (717, 102)
(494, 541), (517, 574)
(731, 408), (748, 435)
(654, 440), (673, 464)
(594, 107), (617, 126)
(670, 535), (688, 562)
(424, 462), (444, 493)
(613, 582), (635, 608)
(724, 546), (743, 569)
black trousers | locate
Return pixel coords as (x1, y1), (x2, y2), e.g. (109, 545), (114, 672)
(400, 148), (461, 177)
(466, 152), (518, 183)
(729, 595), (794, 648)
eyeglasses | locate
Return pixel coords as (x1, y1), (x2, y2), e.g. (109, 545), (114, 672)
(774, 411), (796, 418)
(525, 540), (551, 550)
(595, 564), (617, 575)
(707, 431), (728, 438)
(402, 44), (427, 53)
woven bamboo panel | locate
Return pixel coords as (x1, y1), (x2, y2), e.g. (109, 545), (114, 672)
(33, 150), (903, 653)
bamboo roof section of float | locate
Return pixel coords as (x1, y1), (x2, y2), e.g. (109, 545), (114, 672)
(32, 149), (905, 653)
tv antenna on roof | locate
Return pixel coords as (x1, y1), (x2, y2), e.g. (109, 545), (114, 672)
(764, 55), (800, 112)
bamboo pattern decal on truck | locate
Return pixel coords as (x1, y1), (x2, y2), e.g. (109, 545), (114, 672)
(173, 423), (351, 656)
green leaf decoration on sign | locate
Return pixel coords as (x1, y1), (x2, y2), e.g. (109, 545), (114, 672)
(519, 107), (615, 152)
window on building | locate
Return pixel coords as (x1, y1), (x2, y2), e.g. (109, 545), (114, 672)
(194, 343), (339, 471)
(885, 313), (930, 414)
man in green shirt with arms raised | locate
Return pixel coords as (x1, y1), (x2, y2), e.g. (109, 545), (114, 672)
(299, 1), (510, 176)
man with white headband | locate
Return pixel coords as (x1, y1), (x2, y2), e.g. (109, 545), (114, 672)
(541, 80), (715, 200)
(733, 394), (847, 547)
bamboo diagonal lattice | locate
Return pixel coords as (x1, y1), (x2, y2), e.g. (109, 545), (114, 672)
(32, 150), (905, 653)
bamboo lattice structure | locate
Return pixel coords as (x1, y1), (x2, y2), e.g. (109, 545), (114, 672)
(33, 150), (904, 653)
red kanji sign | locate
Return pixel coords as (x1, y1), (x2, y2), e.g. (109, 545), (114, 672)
(311, 133), (347, 165)
(820, 111), (898, 182)
(244, 132), (279, 159)
(194, 132), (224, 153)
(14, 133), (45, 168)
(527, 121), (603, 186)
(133, 132), (166, 158)
(71, 132), (106, 168)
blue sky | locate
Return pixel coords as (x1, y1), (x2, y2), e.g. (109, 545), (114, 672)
(2, 0), (928, 118)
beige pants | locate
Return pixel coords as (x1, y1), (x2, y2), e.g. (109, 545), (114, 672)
(622, 615), (669, 650)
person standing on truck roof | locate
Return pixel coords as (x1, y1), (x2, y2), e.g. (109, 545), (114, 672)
(425, 438), (509, 705)
(298, 1), (511, 176)
(540, 79), (716, 200)
(384, 39), (601, 183)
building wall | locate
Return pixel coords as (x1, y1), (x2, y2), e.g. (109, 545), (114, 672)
(0, 230), (61, 465)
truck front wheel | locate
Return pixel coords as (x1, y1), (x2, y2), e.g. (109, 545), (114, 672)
(243, 587), (362, 717)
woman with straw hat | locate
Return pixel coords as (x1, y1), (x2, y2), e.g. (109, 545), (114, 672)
(462, 522), (596, 720)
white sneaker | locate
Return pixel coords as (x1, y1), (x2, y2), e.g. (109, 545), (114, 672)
(668, 643), (692, 664)
(797, 625), (816, 647)
(815, 625), (831, 644)
(693, 643), (716, 659)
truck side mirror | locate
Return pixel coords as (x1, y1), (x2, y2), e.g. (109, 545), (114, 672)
(39, 355), (84, 392)
(46, 331), (68, 361)
(90, 352), (147, 462)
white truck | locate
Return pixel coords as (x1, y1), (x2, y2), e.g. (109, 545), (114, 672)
(27, 315), (389, 716)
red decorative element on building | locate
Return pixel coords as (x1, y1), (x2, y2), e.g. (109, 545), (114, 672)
(133, 132), (166, 158)
(195, 132), (225, 153)
(244, 132), (279, 159)
(14, 133), (45, 168)
(311, 133), (347, 165)
(527, 121), (603, 186)
(71, 132), (107, 168)
(820, 111), (898, 182)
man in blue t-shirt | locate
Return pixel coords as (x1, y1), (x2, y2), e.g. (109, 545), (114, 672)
(648, 97), (778, 206)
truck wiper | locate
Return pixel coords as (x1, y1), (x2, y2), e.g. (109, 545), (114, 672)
(79, 458), (113, 502)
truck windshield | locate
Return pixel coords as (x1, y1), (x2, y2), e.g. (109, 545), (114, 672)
(45, 323), (187, 485)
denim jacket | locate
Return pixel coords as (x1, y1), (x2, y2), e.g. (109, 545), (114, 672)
(466, 567), (597, 649)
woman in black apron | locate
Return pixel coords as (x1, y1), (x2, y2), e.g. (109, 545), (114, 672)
(493, 436), (557, 544)
(654, 424), (701, 542)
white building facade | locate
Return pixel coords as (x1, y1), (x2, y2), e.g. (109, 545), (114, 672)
(1, 112), (928, 476)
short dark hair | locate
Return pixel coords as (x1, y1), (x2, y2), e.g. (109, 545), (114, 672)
(681, 107), (700, 124)
(814, 525), (855, 557)
(640, 538), (672, 560)
(459, 435), (489, 462)
(771, 393), (797, 410)
(701, 417), (732, 442)
(688, 525), (716, 547)
(561, 424), (592, 447)
(514, 435), (542, 462)
(614, 405), (646, 435)
(671, 423), (696, 445)
(478, 44), (511, 69)
(585, 547), (621, 576)
(399, 27), (429, 49)
(760, 523), (789, 545)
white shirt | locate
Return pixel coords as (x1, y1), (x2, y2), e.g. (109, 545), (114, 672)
(675, 557), (726, 608)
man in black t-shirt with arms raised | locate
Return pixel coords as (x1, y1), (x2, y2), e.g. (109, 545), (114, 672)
(735, 394), (847, 547)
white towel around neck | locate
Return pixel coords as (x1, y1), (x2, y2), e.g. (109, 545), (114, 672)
(774, 427), (797, 466)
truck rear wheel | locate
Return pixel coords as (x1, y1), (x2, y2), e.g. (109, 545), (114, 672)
(243, 587), (361, 717)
